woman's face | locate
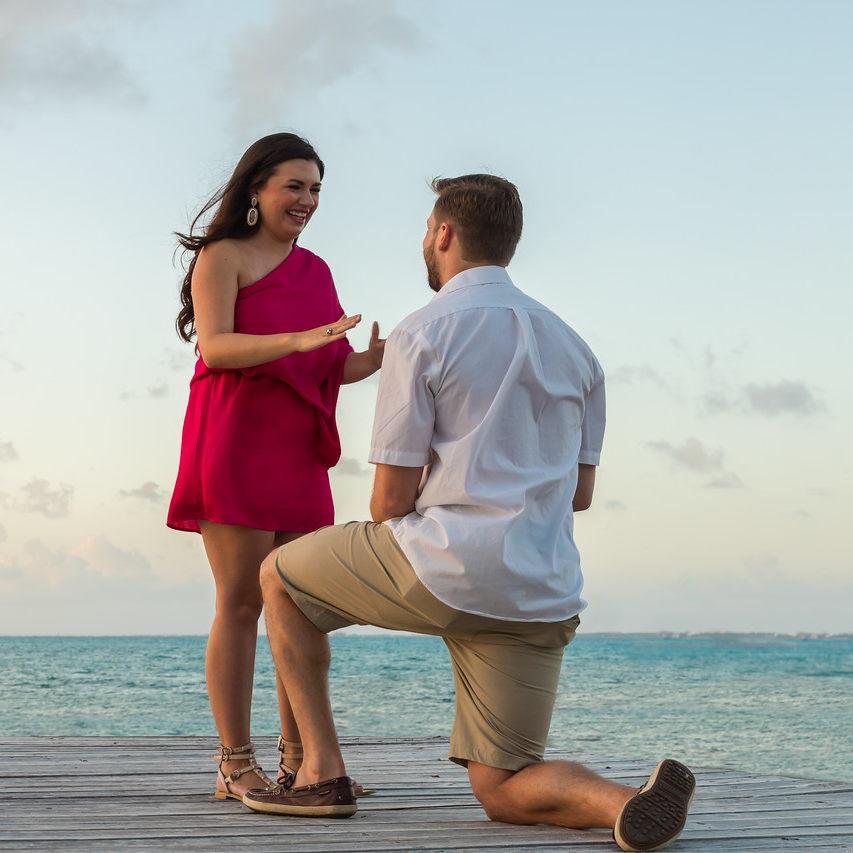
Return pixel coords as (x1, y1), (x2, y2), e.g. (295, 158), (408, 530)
(255, 159), (322, 242)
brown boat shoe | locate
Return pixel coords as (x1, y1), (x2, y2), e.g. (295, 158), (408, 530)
(614, 758), (696, 851)
(242, 774), (357, 818)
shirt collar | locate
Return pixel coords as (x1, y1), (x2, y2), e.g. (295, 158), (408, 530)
(433, 265), (513, 300)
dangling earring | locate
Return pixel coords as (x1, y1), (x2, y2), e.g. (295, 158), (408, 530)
(247, 197), (259, 226)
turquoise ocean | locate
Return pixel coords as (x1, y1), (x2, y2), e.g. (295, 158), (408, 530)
(1, 633), (850, 782)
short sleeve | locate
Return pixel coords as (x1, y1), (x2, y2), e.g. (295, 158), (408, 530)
(579, 367), (605, 466)
(369, 327), (436, 467)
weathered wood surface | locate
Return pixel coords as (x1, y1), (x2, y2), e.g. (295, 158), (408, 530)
(1, 737), (850, 852)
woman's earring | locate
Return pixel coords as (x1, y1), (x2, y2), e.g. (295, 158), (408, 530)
(247, 197), (259, 226)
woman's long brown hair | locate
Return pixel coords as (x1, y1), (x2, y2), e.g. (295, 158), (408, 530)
(175, 133), (324, 343)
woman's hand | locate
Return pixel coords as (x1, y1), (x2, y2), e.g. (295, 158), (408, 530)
(293, 314), (362, 353)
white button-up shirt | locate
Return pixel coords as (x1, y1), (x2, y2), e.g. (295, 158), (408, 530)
(368, 265), (605, 622)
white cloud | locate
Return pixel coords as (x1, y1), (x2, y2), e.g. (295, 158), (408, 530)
(604, 500), (626, 511)
(334, 456), (371, 477)
(705, 472), (745, 490)
(163, 348), (194, 372)
(646, 437), (724, 473)
(0, 535), (150, 590)
(147, 383), (169, 399)
(703, 380), (824, 417)
(3, 478), (73, 518)
(228, 0), (423, 130)
(647, 438), (746, 490)
(743, 381), (824, 417)
(0, 523), (7, 544)
(608, 365), (670, 391)
(0, 441), (18, 462)
(70, 535), (151, 579)
(119, 482), (166, 504)
(119, 382), (170, 401)
(0, 0), (147, 108)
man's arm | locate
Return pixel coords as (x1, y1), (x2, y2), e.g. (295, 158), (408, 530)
(370, 463), (424, 522)
(572, 463), (596, 512)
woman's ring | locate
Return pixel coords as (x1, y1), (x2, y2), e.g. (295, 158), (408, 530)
(325, 327), (334, 336)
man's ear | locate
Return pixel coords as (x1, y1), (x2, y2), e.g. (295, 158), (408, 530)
(436, 222), (453, 252)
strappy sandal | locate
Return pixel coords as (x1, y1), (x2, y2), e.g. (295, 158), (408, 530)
(277, 735), (376, 797)
(213, 742), (275, 801)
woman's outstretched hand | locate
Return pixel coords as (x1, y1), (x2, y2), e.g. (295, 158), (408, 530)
(294, 314), (361, 353)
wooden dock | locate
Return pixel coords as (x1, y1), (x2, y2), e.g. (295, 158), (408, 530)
(2, 737), (851, 851)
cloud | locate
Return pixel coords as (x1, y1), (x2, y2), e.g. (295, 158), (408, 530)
(70, 535), (151, 579)
(119, 481), (165, 504)
(604, 500), (626, 511)
(0, 441), (18, 462)
(163, 348), (193, 372)
(0, 352), (23, 373)
(703, 380), (824, 418)
(705, 472), (745, 490)
(147, 383), (168, 399)
(0, 535), (151, 591)
(228, 0), (424, 130)
(120, 382), (169, 401)
(334, 456), (371, 477)
(0, 523), (6, 544)
(608, 365), (670, 391)
(809, 488), (832, 498)
(4, 479), (74, 518)
(647, 438), (745, 489)
(646, 438), (724, 473)
(743, 381), (824, 417)
(0, 1), (147, 109)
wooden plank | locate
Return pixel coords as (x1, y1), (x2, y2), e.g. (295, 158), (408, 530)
(0, 738), (850, 853)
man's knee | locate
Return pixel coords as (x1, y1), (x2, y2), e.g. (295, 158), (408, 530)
(259, 549), (284, 599)
(468, 763), (516, 822)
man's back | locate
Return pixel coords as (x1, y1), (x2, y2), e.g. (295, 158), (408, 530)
(369, 265), (605, 622)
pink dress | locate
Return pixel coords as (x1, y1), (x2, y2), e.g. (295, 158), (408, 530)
(167, 246), (353, 534)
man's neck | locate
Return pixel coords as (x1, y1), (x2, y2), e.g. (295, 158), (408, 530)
(438, 260), (504, 290)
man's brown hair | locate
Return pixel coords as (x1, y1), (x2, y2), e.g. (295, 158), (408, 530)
(431, 173), (523, 266)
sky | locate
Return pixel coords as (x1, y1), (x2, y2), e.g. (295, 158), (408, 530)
(0, 0), (851, 634)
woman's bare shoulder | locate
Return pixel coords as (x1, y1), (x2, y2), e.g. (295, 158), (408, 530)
(193, 240), (244, 295)
(199, 238), (244, 267)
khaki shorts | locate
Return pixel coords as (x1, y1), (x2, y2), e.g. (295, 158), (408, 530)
(274, 520), (580, 772)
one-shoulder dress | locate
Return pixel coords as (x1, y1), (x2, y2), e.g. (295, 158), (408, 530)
(167, 246), (353, 534)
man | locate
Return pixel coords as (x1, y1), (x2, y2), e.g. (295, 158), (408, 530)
(245, 174), (696, 851)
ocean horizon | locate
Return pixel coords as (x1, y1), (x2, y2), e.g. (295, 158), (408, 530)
(3, 632), (850, 784)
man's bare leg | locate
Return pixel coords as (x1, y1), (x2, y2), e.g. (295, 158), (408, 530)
(259, 553), (346, 785)
(469, 761), (638, 829)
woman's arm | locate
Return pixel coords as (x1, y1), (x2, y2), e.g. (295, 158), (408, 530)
(342, 321), (385, 384)
(193, 243), (359, 369)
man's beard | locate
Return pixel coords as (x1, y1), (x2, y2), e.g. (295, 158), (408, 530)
(424, 241), (441, 292)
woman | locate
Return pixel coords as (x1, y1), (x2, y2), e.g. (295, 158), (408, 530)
(168, 133), (382, 800)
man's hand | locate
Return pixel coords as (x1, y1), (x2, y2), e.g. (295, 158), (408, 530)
(342, 321), (386, 383)
(365, 321), (386, 370)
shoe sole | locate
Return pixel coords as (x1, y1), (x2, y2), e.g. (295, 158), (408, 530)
(614, 759), (696, 852)
(213, 790), (242, 801)
(242, 795), (357, 818)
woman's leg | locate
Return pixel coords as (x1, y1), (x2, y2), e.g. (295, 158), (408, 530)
(200, 520), (275, 794)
